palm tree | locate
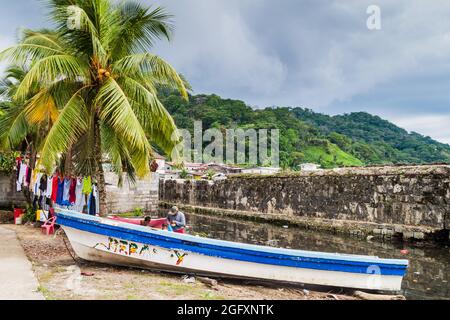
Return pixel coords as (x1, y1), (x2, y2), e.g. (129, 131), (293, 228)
(0, 64), (60, 166)
(0, 0), (189, 215)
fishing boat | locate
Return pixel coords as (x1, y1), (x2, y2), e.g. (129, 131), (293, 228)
(108, 215), (167, 228)
(55, 209), (408, 291)
(107, 215), (185, 233)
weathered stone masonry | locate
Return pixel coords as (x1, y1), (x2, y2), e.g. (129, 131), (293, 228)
(104, 172), (159, 214)
(0, 174), (27, 209)
(160, 165), (450, 240)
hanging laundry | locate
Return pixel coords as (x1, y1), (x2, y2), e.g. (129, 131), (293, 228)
(56, 177), (64, 205)
(92, 184), (100, 215)
(17, 161), (27, 192)
(88, 192), (96, 216)
(32, 172), (42, 195)
(15, 157), (22, 181)
(24, 166), (32, 187)
(73, 178), (85, 213)
(61, 177), (71, 206)
(46, 175), (53, 199)
(69, 178), (77, 205)
(39, 174), (47, 195)
(51, 175), (59, 202)
(82, 176), (92, 195)
(30, 170), (37, 192)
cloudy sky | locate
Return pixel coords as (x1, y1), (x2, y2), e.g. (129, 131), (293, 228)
(1, 0), (450, 143)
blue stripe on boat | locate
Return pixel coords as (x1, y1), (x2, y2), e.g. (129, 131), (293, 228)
(56, 211), (408, 276)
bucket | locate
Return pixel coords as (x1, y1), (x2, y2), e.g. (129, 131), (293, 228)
(15, 215), (23, 225)
(14, 208), (24, 224)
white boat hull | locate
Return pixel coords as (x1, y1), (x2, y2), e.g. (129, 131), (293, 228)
(62, 226), (404, 291)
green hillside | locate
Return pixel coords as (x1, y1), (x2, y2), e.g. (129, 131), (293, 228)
(159, 91), (450, 169)
(293, 109), (450, 164)
(302, 144), (364, 168)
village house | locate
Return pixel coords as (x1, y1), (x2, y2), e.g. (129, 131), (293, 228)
(241, 167), (281, 175)
(299, 163), (321, 171)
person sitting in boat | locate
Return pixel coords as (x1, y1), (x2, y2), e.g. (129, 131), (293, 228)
(167, 206), (186, 232)
(140, 216), (152, 226)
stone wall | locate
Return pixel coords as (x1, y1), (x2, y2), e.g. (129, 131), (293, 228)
(0, 174), (27, 209)
(160, 165), (450, 239)
(105, 172), (159, 214)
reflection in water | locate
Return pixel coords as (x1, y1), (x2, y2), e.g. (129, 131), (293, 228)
(165, 212), (449, 300)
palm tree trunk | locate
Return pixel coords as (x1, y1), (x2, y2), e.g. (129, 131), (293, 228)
(64, 145), (73, 176)
(93, 116), (108, 216)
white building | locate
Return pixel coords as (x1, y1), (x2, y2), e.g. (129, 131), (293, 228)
(241, 167), (281, 175)
(300, 163), (321, 171)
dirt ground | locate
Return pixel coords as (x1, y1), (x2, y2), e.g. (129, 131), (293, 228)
(3, 224), (357, 300)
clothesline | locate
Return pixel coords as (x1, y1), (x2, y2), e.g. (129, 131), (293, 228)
(15, 156), (100, 216)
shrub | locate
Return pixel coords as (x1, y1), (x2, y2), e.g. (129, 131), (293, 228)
(0, 152), (18, 174)
(133, 207), (144, 217)
(22, 205), (36, 224)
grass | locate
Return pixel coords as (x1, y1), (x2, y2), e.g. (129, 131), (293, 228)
(37, 270), (55, 283)
(303, 143), (364, 168)
(156, 280), (195, 295)
(196, 291), (226, 300)
(37, 285), (59, 300)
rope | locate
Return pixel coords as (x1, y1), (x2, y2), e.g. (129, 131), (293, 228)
(59, 229), (79, 264)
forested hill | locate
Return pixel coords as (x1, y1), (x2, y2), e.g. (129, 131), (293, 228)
(159, 91), (450, 169)
(292, 109), (450, 164)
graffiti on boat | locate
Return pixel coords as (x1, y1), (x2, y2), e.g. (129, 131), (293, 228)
(94, 237), (187, 265)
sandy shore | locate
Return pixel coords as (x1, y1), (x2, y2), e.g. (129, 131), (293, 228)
(2, 224), (356, 300)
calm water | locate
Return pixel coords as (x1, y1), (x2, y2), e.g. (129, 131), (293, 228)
(162, 212), (449, 300)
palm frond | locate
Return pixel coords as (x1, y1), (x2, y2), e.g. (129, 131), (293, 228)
(96, 78), (150, 153)
(109, 2), (173, 58)
(13, 54), (89, 101)
(101, 123), (137, 184)
(39, 90), (90, 171)
(118, 76), (179, 154)
(113, 53), (189, 100)
(23, 89), (59, 124)
(0, 103), (32, 150)
(51, 3), (107, 64)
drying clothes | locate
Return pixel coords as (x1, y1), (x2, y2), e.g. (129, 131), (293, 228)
(88, 193), (96, 216)
(39, 174), (47, 195)
(24, 166), (31, 187)
(61, 178), (71, 206)
(82, 176), (92, 195)
(32, 195), (39, 211)
(73, 178), (85, 213)
(17, 162), (27, 192)
(30, 170), (38, 192)
(46, 176), (53, 198)
(33, 172), (42, 195)
(56, 178), (64, 205)
(51, 176), (59, 202)
(92, 184), (100, 215)
(69, 178), (77, 204)
(15, 157), (22, 180)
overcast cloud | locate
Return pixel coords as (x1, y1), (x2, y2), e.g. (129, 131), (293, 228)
(1, 0), (450, 143)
